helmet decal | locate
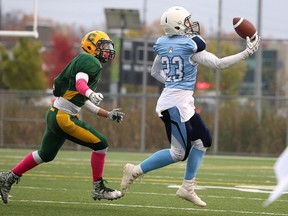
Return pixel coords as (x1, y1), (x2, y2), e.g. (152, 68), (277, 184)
(81, 30), (115, 63)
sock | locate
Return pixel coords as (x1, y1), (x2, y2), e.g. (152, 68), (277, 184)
(140, 149), (175, 173)
(12, 151), (43, 176)
(133, 165), (144, 176)
(182, 179), (195, 189)
(91, 151), (106, 182)
(184, 147), (205, 180)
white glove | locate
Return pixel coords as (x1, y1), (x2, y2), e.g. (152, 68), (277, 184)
(107, 108), (125, 123)
(89, 92), (104, 105)
(246, 35), (260, 55)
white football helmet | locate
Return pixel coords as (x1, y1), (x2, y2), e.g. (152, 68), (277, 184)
(160, 6), (200, 35)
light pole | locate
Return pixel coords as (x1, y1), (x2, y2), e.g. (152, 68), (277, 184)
(140, 0), (148, 152)
(255, 0), (263, 121)
(213, 0), (222, 155)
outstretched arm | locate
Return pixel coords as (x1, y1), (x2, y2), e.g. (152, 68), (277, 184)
(191, 35), (260, 70)
(83, 100), (125, 123)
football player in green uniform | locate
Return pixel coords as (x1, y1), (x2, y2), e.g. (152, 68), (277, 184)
(0, 30), (124, 204)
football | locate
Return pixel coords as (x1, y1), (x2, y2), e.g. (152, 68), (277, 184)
(233, 17), (257, 40)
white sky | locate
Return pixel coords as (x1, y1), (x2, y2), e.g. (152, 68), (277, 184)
(1, 0), (288, 39)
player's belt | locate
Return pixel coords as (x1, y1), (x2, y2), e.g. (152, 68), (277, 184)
(52, 97), (81, 116)
(50, 106), (80, 118)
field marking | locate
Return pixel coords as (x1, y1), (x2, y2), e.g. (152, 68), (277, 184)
(168, 184), (287, 194)
(7, 172), (280, 199)
(0, 149), (275, 165)
(15, 184), (288, 204)
(21, 173), (275, 188)
(10, 199), (287, 216)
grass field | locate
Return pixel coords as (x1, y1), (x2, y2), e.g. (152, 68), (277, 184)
(0, 148), (287, 216)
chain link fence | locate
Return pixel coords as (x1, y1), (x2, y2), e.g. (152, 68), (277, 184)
(0, 90), (287, 156)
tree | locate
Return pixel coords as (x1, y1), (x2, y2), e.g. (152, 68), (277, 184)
(0, 45), (9, 89)
(1, 38), (48, 90)
(43, 33), (78, 87)
(196, 39), (247, 96)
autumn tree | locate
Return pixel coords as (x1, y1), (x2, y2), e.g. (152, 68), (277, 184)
(43, 33), (79, 87)
(1, 37), (48, 90)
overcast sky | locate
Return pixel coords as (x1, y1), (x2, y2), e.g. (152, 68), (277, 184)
(1, 0), (288, 40)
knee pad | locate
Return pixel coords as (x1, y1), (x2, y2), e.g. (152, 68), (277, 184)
(162, 107), (191, 162)
(170, 145), (185, 162)
(192, 139), (208, 152)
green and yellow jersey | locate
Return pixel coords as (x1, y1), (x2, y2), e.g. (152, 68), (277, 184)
(53, 53), (102, 107)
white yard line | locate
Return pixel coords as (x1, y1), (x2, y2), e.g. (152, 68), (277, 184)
(9, 199), (287, 216)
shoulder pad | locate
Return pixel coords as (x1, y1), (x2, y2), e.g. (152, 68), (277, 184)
(192, 35), (206, 52)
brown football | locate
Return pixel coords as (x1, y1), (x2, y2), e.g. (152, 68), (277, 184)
(233, 17), (257, 40)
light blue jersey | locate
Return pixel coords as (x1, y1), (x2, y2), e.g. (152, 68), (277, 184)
(153, 35), (205, 91)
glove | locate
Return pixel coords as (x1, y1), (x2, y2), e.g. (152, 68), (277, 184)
(246, 35), (260, 55)
(107, 108), (125, 123)
(89, 92), (104, 105)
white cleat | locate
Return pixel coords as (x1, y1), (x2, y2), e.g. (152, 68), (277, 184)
(176, 179), (206, 207)
(121, 163), (141, 195)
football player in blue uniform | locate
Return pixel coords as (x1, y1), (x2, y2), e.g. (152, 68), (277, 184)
(121, 6), (260, 207)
